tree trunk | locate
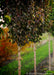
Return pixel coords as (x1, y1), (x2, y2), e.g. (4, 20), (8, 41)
(18, 46), (21, 75)
(33, 43), (36, 75)
(48, 33), (51, 70)
(53, 37), (54, 62)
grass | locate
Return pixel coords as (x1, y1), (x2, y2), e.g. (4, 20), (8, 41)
(0, 41), (53, 75)
(45, 71), (54, 75)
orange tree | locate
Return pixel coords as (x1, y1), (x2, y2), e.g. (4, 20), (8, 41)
(0, 27), (18, 65)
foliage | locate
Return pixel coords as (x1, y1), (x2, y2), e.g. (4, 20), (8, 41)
(49, 3), (54, 36)
(45, 71), (54, 75)
(43, 5), (53, 32)
(0, 27), (18, 64)
(0, 0), (52, 46)
(4, 15), (11, 24)
(20, 41), (33, 52)
(0, 0), (52, 48)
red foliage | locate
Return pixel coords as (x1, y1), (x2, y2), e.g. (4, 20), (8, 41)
(0, 27), (18, 64)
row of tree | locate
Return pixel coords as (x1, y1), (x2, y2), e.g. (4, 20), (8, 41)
(0, 0), (54, 75)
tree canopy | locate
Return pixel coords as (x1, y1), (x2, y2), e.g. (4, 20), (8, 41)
(0, 0), (52, 46)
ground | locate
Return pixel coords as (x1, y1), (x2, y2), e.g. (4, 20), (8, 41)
(0, 40), (53, 75)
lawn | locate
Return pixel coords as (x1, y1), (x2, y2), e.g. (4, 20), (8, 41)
(0, 41), (53, 75)
(45, 71), (54, 75)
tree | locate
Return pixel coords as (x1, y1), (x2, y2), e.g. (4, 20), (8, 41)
(0, 0), (52, 75)
(40, 0), (53, 71)
(0, 27), (18, 66)
(49, 6), (54, 63)
(47, 0), (54, 70)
